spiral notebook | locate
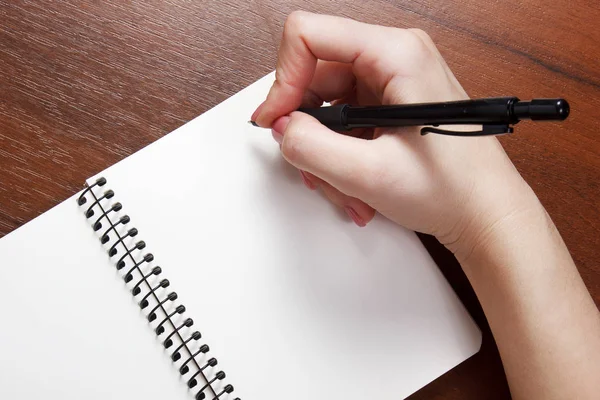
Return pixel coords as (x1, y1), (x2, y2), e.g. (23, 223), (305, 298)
(0, 72), (481, 400)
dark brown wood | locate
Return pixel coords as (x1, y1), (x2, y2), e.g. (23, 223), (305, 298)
(1, 1), (598, 399)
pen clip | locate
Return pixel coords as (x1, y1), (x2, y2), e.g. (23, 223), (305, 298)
(420, 124), (514, 137)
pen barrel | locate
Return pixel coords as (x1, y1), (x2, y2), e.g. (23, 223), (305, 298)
(344, 97), (520, 128)
(297, 104), (349, 131)
(296, 97), (569, 131)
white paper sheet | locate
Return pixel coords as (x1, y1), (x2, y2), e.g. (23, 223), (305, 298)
(84, 72), (482, 399)
(0, 196), (189, 399)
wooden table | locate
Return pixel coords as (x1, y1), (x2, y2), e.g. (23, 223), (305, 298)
(1, 1), (598, 399)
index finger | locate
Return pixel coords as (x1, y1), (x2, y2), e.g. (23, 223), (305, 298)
(253, 12), (387, 127)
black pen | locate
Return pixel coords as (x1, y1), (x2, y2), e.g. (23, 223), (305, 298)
(250, 97), (569, 136)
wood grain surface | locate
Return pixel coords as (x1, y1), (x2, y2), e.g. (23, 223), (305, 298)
(1, 1), (599, 399)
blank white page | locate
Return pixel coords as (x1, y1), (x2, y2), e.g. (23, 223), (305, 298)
(0, 196), (189, 399)
(86, 71), (482, 400)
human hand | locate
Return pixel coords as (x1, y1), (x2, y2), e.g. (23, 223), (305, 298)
(252, 11), (538, 260)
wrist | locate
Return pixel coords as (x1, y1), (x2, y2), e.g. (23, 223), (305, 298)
(439, 174), (545, 267)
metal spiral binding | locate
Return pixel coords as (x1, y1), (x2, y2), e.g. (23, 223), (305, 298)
(78, 177), (240, 400)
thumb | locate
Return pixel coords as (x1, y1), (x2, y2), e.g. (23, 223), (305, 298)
(273, 111), (379, 199)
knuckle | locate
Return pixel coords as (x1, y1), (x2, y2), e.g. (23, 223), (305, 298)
(408, 28), (433, 45)
(388, 29), (433, 68)
(274, 64), (286, 85)
(283, 10), (307, 38)
(404, 30), (433, 60)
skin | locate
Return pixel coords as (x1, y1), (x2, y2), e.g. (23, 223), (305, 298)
(251, 11), (600, 400)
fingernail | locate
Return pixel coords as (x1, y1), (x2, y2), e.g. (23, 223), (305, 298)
(299, 171), (317, 190)
(271, 116), (291, 144)
(344, 206), (366, 227)
(251, 101), (266, 124)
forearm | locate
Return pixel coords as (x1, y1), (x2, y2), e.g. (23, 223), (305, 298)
(457, 190), (600, 399)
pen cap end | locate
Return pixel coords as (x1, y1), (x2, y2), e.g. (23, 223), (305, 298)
(554, 99), (570, 120)
(525, 98), (570, 121)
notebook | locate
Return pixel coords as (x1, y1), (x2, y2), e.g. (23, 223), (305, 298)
(0, 71), (481, 400)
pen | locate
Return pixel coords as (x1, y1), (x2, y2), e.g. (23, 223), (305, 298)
(249, 97), (569, 136)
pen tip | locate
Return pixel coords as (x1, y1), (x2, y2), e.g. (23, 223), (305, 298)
(248, 120), (259, 127)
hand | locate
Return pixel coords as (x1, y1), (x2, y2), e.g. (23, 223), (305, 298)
(252, 11), (537, 260)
